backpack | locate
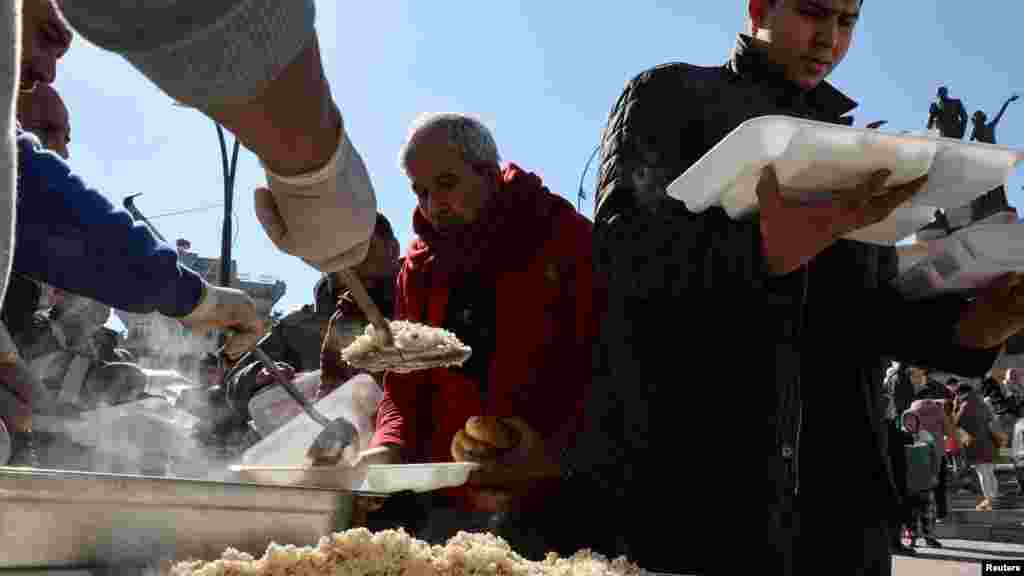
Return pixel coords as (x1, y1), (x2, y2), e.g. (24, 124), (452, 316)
(903, 412), (936, 493)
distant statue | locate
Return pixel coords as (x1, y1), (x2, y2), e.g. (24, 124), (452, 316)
(971, 94), (1019, 145)
(969, 94), (1020, 221)
(927, 86), (968, 139)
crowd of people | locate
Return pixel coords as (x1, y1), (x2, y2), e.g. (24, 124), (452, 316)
(3, 1), (1024, 575)
(883, 364), (1024, 554)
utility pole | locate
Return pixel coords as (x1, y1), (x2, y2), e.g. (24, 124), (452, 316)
(172, 101), (241, 288)
(215, 123), (241, 289)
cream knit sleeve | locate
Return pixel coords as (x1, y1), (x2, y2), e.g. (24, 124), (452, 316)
(0, 1), (16, 309)
(59, 0), (315, 108)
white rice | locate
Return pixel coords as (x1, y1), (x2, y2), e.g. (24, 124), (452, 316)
(340, 321), (472, 373)
(344, 321), (463, 356)
(170, 528), (642, 576)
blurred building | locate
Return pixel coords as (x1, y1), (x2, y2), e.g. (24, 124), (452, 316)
(113, 239), (287, 369)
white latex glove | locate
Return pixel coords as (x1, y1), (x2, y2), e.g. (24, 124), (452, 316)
(176, 281), (264, 359)
(255, 114), (377, 273)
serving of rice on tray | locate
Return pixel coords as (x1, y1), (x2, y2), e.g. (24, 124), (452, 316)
(340, 320), (472, 374)
(170, 528), (643, 576)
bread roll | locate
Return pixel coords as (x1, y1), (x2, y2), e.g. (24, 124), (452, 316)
(465, 416), (519, 450)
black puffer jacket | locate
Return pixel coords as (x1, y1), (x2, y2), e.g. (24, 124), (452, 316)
(569, 35), (999, 574)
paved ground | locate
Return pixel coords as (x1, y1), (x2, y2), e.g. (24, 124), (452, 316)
(894, 539), (1024, 575)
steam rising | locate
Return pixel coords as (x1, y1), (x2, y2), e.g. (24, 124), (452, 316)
(7, 309), (381, 570)
(22, 306), (247, 481)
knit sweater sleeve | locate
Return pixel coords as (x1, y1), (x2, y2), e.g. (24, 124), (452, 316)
(59, 0), (315, 107)
(0, 2), (16, 308)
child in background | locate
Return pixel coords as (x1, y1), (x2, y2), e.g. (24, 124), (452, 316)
(902, 411), (943, 549)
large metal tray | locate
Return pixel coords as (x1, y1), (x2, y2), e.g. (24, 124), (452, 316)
(0, 467), (372, 571)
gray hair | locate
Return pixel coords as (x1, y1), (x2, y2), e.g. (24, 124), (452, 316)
(398, 112), (501, 174)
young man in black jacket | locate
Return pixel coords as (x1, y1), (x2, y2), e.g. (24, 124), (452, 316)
(568, 1), (1024, 574)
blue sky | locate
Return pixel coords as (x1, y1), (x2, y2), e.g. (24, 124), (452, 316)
(52, 1), (1023, 326)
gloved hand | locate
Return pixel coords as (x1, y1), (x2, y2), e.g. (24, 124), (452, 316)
(176, 281), (264, 360)
(254, 115), (377, 273)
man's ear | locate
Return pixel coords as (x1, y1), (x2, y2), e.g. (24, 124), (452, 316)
(749, 0), (776, 39)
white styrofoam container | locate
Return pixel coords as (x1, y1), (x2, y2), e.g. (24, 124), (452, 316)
(779, 128), (936, 195)
(239, 372), (381, 469)
(234, 373), (480, 494)
(893, 222), (1024, 299)
(958, 222), (1024, 267)
(247, 370), (321, 438)
(361, 462), (481, 494)
(917, 143), (1019, 208)
(844, 205), (940, 246)
(229, 461), (480, 494)
(229, 461), (375, 492)
(679, 116), (799, 214)
(667, 115), (1024, 245)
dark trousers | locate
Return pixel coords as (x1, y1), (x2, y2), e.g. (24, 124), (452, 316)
(795, 511), (893, 576)
(935, 455), (949, 519)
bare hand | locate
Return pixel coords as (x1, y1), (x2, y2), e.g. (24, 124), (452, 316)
(350, 495), (388, 526)
(758, 165), (929, 276)
(463, 417), (561, 489)
(319, 307), (358, 398)
(957, 273), (1024, 349)
(255, 362), (297, 388)
(451, 427), (502, 462)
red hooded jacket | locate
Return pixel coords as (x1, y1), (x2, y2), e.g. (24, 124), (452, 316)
(371, 164), (601, 513)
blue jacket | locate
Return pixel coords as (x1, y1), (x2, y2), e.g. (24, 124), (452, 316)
(13, 129), (204, 317)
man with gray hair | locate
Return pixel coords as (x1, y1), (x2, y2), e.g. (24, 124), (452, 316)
(365, 113), (603, 560)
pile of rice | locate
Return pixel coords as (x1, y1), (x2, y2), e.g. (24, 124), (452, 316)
(340, 321), (472, 374)
(343, 321), (464, 356)
(170, 528), (642, 576)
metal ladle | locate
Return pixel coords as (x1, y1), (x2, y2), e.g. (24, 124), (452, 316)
(219, 271), (391, 464)
(221, 332), (359, 466)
